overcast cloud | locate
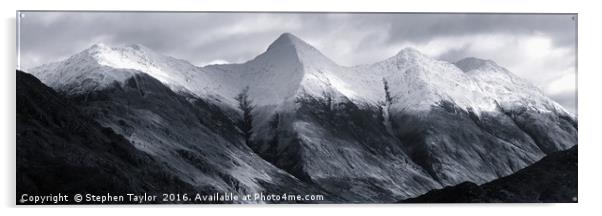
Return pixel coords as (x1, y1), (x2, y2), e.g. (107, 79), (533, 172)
(17, 12), (577, 114)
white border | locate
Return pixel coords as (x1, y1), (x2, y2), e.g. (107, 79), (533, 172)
(2, 0), (601, 215)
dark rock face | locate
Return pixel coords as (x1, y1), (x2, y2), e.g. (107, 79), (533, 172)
(17, 70), (333, 204)
(501, 107), (578, 154)
(16, 71), (199, 204)
(249, 95), (441, 202)
(249, 95), (577, 202)
(388, 101), (559, 186)
(402, 145), (578, 203)
(64, 73), (333, 203)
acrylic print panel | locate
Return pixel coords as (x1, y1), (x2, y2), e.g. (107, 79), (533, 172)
(16, 11), (577, 204)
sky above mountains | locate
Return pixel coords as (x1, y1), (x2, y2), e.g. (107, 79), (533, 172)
(17, 12), (577, 114)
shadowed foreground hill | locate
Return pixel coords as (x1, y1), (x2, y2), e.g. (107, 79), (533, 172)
(16, 70), (202, 204)
(402, 145), (577, 203)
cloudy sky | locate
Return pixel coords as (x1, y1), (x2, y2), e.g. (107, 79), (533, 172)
(17, 12), (577, 114)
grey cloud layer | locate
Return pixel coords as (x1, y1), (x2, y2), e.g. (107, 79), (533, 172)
(18, 12), (577, 113)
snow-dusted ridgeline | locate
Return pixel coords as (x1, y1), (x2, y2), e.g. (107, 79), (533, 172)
(30, 33), (573, 118)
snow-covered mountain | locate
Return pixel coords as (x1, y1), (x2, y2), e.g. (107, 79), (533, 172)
(202, 33), (347, 106)
(25, 33), (577, 202)
(29, 33), (573, 117)
(31, 43), (198, 94)
(28, 39), (337, 203)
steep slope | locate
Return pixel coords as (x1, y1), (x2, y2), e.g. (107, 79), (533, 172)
(29, 43), (221, 101)
(66, 72), (334, 203)
(354, 54), (577, 187)
(16, 70), (198, 204)
(402, 145), (577, 203)
(347, 48), (496, 112)
(201, 34), (443, 201)
(455, 58), (577, 154)
(202, 33), (351, 107)
(234, 34), (576, 200)
(250, 95), (441, 201)
(332, 48), (575, 187)
(455, 57), (566, 113)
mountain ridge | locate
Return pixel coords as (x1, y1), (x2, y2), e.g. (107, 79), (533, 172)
(263, 33), (334, 64)
(28, 33), (574, 117)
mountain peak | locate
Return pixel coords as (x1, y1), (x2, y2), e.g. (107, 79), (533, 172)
(277, 32), (300, 41)
(33, 42), (201, 95)
(267, 33), (310, 51)
(84, 43), (153, 57)
(255, 33), (335, 66)
(78, 43), (164, 67)
(379, 47), (432, 65)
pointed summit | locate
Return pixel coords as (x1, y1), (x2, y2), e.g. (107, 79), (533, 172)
(379, 47), (433, 66)
(266, 33), (312, 51)
(257, 33), (336, 66)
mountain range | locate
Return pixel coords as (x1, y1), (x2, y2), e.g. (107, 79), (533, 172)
(20, 33), (577, 203)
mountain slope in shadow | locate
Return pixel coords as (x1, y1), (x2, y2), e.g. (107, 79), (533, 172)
(16, 70), (202, 204)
